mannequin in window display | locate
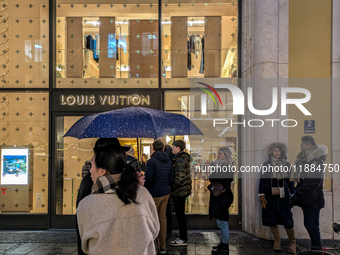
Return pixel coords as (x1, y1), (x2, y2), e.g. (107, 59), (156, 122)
(209, 147), (234, 255)
(258, 143), (296, 254)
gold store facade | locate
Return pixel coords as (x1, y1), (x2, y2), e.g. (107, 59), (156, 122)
(0, 0), (240, 229)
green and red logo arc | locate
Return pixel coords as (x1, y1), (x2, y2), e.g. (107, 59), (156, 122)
(196, 82), (223, 106)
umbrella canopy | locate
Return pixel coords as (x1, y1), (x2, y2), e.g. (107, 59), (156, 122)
(64, 106), (203, 139)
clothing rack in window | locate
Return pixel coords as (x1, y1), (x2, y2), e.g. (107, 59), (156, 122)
(187, 34), (204, 73)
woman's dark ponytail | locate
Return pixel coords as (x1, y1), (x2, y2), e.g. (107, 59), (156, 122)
(116, 165), (139, 205)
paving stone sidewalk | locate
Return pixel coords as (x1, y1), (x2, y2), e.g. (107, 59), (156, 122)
(0, 230), (339, 255)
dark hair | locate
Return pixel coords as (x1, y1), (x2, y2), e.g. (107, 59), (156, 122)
(93, 145), (127, 175)
(153, 140), (164, 151)
(94, 138), (121, 151)
(116, 165), (139, 205)
(301, 135), (316, 146)
(93, 144), (139, 205)
(172, 140), (186, 151)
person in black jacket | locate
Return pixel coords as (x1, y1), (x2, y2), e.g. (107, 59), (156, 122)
(141, 153), (148, 172)
(123, 145), (143, 172)
(75, 138), (129, 255)
(258, 142), (295, 253)
(145, 140), (174, 254)
(209, 147), (234, 255)
(292, 136), (328, 251)
(169, 140), (192, 247)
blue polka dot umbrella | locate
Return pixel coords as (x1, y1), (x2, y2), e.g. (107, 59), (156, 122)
(64, 106), (203, 139)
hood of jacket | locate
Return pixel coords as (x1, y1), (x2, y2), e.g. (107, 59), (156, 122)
(306, 145), (328, 162)
(151, 151), (170, 162)
(265, 142), (288, 157)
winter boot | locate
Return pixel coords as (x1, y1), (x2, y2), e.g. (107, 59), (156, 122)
(213, 243), (229, 255)
(212, 243), (222, 252)
(270, 226), (281, 251)
(285, 228), (296, 254)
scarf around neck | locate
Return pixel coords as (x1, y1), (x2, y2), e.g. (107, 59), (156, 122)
(92, 173), (121, 194)
(295, 146), (318, 167)
(271, 156), (287, 180)
(294, 145), (318, 180)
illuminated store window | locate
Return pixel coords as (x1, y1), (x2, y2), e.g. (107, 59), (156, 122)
(0, 92), (49, 213)
(162, 1), (237, 88)
(56, 1), (158, 88)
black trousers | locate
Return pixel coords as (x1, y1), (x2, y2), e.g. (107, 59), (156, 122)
(302, 207), (322, 249)
(173, 196), (188, 242)
(166, 197), (173, 235)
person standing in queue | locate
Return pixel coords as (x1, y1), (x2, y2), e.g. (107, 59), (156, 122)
(209, 147), (234, 255)
(145, 140), (174, 254)
(77, 144), (160, 255)
(76, 138), (129, 255)
(169, 140), (192, 246)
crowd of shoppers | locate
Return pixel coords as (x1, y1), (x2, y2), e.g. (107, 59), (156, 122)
(75, 135), (328, 255)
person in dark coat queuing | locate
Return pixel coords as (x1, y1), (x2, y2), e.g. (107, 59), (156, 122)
(291, 136), (328, 251)
(145, 140), (174, 254)
(141, 153), (148, 172)
(169, 140), (192, 247)
(82, 160), (91, 178)
(123, 145), (143, 172)
(209, 147), (234, 255)
(156, 137), (175, 239)
(75, 138), (129, 255)
(258, 142), (296, 254)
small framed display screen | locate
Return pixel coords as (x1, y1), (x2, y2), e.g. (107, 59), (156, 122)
(1, 148), (29, 185)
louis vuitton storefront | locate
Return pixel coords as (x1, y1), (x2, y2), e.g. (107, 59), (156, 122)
(0, 0), (241, 230)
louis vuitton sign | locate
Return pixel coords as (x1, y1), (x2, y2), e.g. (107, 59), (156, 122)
(52, 90), (159, 111)
(60, 94), (150, 106)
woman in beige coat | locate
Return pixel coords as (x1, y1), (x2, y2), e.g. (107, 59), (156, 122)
(77, 144), (160, 255)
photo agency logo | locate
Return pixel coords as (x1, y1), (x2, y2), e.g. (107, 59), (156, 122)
(197, 82), (312, 128)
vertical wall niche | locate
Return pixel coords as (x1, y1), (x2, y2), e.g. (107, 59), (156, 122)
(66, 17), (83, 78)
(129, 20), (159, 78)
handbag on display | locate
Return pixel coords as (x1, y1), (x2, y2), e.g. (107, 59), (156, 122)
(207, 182), (227, 197)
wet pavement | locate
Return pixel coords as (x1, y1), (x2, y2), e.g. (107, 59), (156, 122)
(0, 230), (339, 255)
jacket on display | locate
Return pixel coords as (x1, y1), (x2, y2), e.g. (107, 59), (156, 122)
(187, 35), (204, 73)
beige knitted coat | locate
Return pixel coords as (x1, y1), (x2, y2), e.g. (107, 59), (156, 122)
(77, 186), (160, 255)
